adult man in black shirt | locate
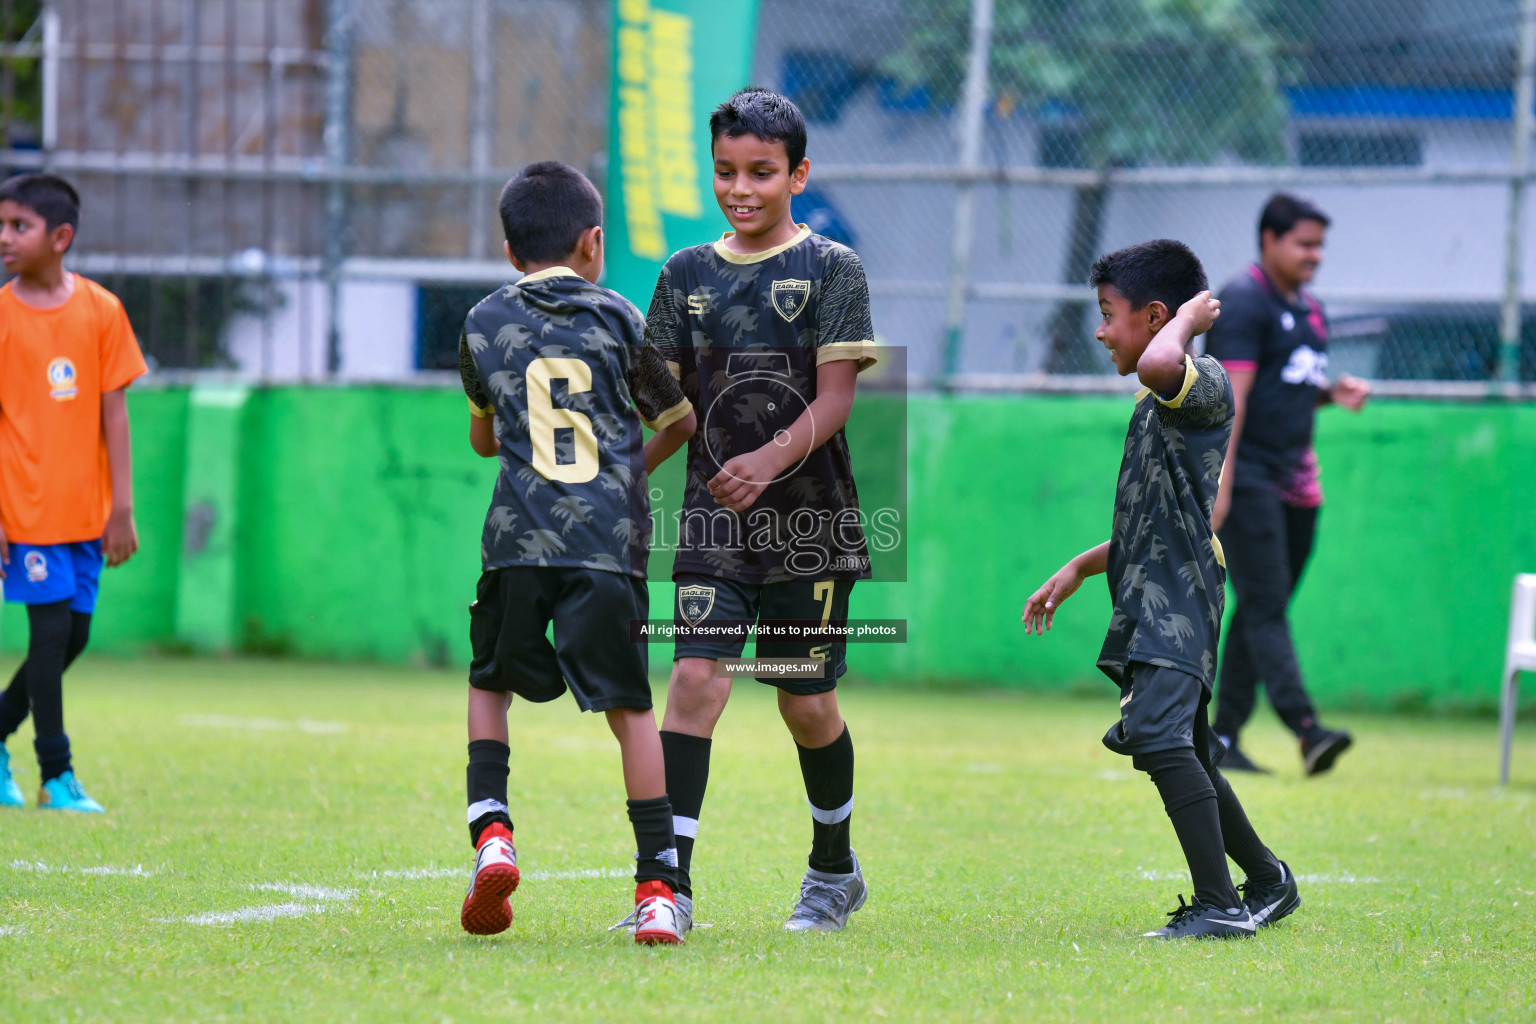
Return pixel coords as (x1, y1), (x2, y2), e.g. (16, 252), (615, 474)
(1205, 194), (1370, 776)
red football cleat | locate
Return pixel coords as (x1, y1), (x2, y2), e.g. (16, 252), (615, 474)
(632, 880), (683, 945)
(460, 833), (520, 935)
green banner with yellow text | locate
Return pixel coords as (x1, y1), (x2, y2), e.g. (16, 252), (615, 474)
(604, 0), (760, 306)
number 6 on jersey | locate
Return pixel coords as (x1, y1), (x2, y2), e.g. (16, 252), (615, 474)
(527, 357), (599, 483)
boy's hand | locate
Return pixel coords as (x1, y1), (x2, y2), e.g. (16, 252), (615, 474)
(1176, 290), (1221, 336)
(708, 448), (782, 512)
(1330, 374), (1371, 412)
(103, 508), (138, 567)
(1022, 562), (1086, 635)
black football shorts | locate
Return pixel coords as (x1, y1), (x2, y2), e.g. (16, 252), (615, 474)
(469, 566), (651, 712)
(1103, 661), (1226, 768)
(672, 573), (854, 695)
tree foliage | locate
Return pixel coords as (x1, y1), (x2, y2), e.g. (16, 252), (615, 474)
(882, 0), (1322, 168)
(2, 0), (44, 140)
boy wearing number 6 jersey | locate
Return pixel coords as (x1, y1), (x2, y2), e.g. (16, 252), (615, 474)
(455, 161), (696, 943)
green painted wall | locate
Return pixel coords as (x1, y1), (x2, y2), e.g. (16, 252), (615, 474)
(850, 396), (1536, 713)
(233, 388), (495, 664)
(6, 386), (1531, 711)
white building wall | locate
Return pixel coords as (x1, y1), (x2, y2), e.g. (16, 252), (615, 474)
(224, 278), (419, 381)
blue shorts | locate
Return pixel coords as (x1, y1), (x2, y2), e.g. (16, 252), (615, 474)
(3, 540), (104, 613)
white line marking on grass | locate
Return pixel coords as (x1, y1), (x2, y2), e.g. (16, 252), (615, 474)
(171, 903), (331, 926)
(251, 883), (354, 901)
(1136, 868), (1380, 884)
(8, 860), (154, 877)
(362, 866), (465, 881)
(967, 763), (1003, 775)
(160, 882), (355, 926)
(527, 867), (631, 882)
(0, 925), (26, 936)
(360, 865), (631, 882)
(179, 714), (347, 735)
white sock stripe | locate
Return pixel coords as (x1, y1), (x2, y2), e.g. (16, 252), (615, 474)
(633, 847), (680, 868)
(673, 815), (699, 839)
(467, 799), (507, 824)
(808, 796), (854, 825)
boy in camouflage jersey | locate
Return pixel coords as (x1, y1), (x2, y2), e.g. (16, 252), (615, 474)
(1023, 240), (1300, 940)
(647, 90), (877, 934)
(455, 162), (696, 944)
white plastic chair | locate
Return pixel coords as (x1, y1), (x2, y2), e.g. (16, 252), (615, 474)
(1500, 574), (1536, 785)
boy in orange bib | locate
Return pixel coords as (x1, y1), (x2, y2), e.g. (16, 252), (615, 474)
(0, 173), (146, 813)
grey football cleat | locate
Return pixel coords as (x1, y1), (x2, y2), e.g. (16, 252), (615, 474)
(674, 892), (694, 938)
(784, 852), (867, 932)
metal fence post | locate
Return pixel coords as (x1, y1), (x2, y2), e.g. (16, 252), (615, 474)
(1500, 0), (1536, 388)
(468, 0), (493, 259)
(939, 0), (992, 385)
(40, 0), (58, 158)
(323, 0), (354, 377)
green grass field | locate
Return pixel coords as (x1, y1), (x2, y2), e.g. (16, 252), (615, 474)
(1, 657), (1533, 1023)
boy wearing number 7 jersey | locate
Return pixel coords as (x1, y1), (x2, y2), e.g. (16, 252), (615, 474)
(455, 161), (696, 943)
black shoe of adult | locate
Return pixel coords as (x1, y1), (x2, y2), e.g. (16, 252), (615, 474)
(1142, 895), (1256, 939)
(1239, 860), (1300, 928)
(1301, 728), (1353, 776)
(1220, 745), (1272, 774)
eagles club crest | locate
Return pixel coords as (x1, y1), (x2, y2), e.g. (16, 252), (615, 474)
(770, 279), (810, 322)
(678, 584), (716, 627)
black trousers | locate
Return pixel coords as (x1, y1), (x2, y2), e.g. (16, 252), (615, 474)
(1212, 482), (1320, 740)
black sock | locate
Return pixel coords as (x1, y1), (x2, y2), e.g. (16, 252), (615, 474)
(660, 730), (710, 899)
(0, 690), (27, 742)
(796, 725), (855, 875)
(627, 795), (679, 890)
(466, 738), (512, 847)
(1277, 703), (1324, 741)
(1208, 766), (1284, 886)
(1, 654), (28, 739)
(1139, 747), (1241, 910)
(65, 611), (92, 664)
(1, 610), (90, 744)
(25, 602), (74, 776)
(35, 732), (72, 783)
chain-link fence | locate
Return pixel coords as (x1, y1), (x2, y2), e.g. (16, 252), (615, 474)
(0, 0), (606, 377)
(762, 0), (1536, 391)
(3, 0), (1535, 390)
